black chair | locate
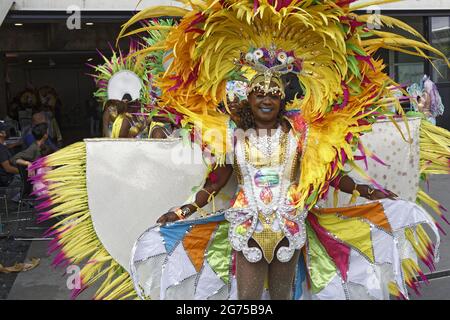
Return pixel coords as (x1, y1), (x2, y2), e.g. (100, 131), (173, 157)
(0, 186), (9, 216)
(0, 175), (22, 235)
(0, 185), (10, 235)
(8, 166), (37, 232)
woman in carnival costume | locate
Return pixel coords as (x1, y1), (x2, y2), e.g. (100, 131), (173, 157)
(91, 20), (176, 139)
(407, 75), (445, 125)
(31, 0), (450, 300)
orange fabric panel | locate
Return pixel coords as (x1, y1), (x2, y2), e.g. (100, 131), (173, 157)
(313, 202), (392, 233)
(183, 222), (219, 272)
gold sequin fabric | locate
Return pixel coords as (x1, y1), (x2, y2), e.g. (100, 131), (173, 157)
(251, 213), (285, 263)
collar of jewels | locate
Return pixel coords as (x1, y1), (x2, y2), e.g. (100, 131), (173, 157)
(231, 46), (302, 100)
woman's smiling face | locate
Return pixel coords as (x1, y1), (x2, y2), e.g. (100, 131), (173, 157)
(248, 84), (282, 125)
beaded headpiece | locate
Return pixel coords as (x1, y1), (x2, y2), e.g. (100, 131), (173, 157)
(235, 45), (303, 99)
(248, 73), (285, 98)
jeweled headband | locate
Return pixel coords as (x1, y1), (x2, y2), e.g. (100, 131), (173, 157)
(234, 45), (303, 99)
(248, 72), (285, 99)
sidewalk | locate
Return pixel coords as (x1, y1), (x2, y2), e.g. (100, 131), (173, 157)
(1, 175), (450, 300)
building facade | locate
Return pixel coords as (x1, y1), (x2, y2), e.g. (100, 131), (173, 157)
(1, 0), (449, 128)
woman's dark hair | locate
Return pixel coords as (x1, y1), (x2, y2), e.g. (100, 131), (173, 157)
(282, 73), (303, 103)
(236, 95), (287, 130)
(122, 93), (133, 102)
(105, 99), (128, 114)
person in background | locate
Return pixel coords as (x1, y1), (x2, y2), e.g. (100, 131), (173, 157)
(23, 111), (58, 151)
(407, 75), (445, 124)
(0, 122), (19, 187)
(111, 94), (146, 138)
(111, 94), (132, 138)
(11, 123), (52, 199)
(86, 98), (101, 137)
(11, 123), (50, 168)
(102, 100), (118, 137)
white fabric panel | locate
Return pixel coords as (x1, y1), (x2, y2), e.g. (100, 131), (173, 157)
(165, 275), (197, 300)
(208, 285), (229, 300)
(160, 243), (197, 299)
(382, 199), (437, 233)
(323, 117), (421, 207)
(133, 228), (166, 262)
(313, 274), (347, 300)
(194, 262), (226, 300)
(392, 231), (408, 295)
(372, 227), (395, 265)
(347, 250), (384, 300)
(347, 283), (372, 300)
(85, 138), (237, 272)
(135, 253), (166, 299)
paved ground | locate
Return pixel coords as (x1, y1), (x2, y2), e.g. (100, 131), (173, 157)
(1, 175), (449, 300)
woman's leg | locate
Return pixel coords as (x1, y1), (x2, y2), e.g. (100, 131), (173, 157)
(235, 239), (268, 300)
(268, 238), (300, 300)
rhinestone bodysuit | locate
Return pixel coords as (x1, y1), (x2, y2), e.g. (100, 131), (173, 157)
(225, 127), (308, 263)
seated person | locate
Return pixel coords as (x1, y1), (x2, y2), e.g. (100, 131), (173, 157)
(0, 122), (19, 187)
(11, 123), (52, 168)
(23, 111), (58, 150)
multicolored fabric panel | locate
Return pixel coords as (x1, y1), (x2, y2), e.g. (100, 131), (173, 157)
(130, 213), (235, 300)
(304, 199), (440, 300)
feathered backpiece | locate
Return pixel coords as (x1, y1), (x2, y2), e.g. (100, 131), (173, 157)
(90, 19), (178, 123)
(88, 42), (151, 107)
(141, 19), (177, 78)
(119, 0), (450, 209)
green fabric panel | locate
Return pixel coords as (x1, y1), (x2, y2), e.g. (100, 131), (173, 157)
(206, 221), (233, 284)
(306, 222), (337, 294)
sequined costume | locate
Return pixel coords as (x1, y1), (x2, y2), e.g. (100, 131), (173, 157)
(226, 126), (307, 263)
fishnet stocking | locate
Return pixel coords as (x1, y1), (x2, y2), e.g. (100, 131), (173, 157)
(236, 238), (300, 300)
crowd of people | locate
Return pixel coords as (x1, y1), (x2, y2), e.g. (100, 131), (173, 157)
(0, 86), (60, 200)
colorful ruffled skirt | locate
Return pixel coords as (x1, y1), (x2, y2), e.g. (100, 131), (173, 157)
(130, 199), (439, 300)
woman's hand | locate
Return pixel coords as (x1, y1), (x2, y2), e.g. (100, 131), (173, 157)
(362, 186), (398, 200)
(28, 167), (36, 177)
(156, 212), (180, 225)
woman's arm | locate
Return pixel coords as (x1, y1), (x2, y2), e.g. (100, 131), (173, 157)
(119, 116), (132, 138)
(338, 174), (397, 200)
(150, 126), (168, 139)
(16, 158), (32, 167)
(1, 160), (19, 174)
(157, 164), (234, 224)
(102, 109), (111, 137)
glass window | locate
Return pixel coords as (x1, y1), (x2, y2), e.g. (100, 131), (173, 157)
(431, 16), (450, 83)
(391, 17), (425, 85)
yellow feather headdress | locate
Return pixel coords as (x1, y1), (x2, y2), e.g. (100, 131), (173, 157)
(119, 0), (449, 209)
